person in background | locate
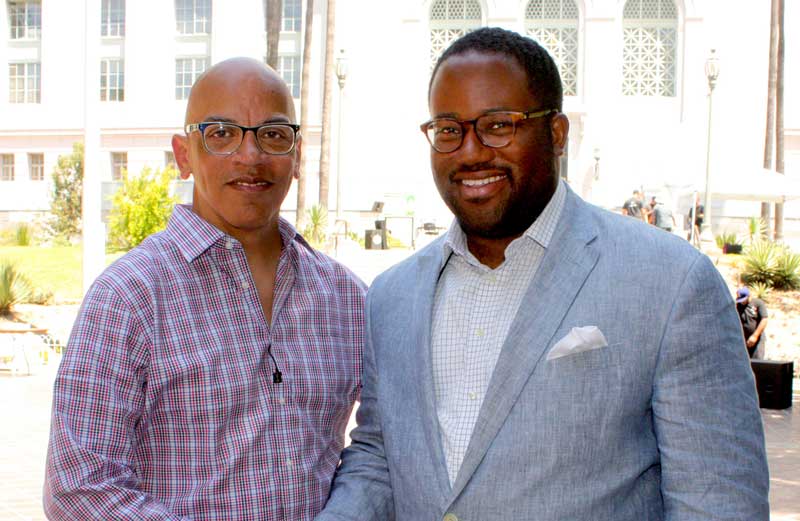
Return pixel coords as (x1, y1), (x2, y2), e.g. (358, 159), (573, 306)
(736, 287), (769, 359)
(316, 27), (768, 521)
(622, 189), (648, 222)
(651, 197), (676, 233)
(687, 196), (704, 247)
(44, 57), (365, 520)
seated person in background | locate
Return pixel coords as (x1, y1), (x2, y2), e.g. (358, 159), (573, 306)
(736, 287), (768, 359)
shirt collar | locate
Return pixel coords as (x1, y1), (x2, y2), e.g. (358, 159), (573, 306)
(165, 204), (313, 263)
(440, 179), (567, 269)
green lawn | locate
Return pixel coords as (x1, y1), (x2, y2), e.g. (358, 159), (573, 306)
(0, 246), (125, 303)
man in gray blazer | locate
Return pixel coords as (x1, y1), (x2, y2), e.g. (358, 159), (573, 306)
(318, 28), (768, 521)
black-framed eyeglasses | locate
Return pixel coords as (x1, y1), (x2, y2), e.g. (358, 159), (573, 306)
(185, 121), (301, 156)
(420, 108), (556, 154)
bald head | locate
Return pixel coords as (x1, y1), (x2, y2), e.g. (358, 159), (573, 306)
(185, 57), (296, 125)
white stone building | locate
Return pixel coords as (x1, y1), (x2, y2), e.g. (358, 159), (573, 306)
(1, 0), (798, 238)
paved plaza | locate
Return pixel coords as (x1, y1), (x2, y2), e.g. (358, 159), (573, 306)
(1, 245), (798, 520)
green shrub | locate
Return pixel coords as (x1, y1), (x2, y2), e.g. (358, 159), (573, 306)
(772, 248), (800, 290)
(747, 216), (767, 243)
(741, 240), (778, 286)
(714, 231), (739, 250)
(45, 143), (84, 242)
(749, 282), (771, 300)
(302, 205), (328, 249)
(15, 223), (32, 246)
(0, 261), (32, 315)
(740, 241), (800, 290)
(108, 166), (180, 251)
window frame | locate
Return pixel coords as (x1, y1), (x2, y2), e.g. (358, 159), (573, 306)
(8, 61), (41, 104)
(524, 0), (581, 97)
(1, 154), (15, 182)
(101, 0), (126, 37)
(175, 56), (209, 100)
(110, 152), (127, 181)
(100, 58), (125, 102)
(175, 0), (212, 35)
(7, 0), (41, 40)
(28, 153), (44, 181)
(621, 0), (679, 97)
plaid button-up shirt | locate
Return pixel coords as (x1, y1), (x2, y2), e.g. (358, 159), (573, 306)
(44, 205), (366, 520)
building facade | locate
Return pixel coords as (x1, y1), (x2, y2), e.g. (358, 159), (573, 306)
(1, 0), (798, 235)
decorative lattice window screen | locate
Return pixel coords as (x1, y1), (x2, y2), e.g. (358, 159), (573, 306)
(525, 0), (579, 96)
(429, 0), (483, 68)
(622, 0), (677, 97)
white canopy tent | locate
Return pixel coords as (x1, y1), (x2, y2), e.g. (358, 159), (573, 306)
(704, 169), (800, 203)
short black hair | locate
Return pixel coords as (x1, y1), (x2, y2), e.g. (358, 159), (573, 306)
(429, 27), (563, 112)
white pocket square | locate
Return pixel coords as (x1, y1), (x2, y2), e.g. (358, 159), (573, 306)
(546, 326), (608, 361)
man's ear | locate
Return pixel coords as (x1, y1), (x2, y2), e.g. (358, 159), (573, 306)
(292, 134), (303, 180)
(550, 113), (570, 157)
(171, 134), (192, 180)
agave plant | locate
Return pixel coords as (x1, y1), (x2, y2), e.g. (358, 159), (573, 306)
(0, 261), (32, 316)
(772, 247), (800, 290)
(747, 216), (768, 243)
(748, 282), (772, 300)
(740, 240), (778, 286)
(303, 205), (328, 248)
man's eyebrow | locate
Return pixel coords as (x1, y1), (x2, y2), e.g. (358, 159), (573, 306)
(431, 107), (517, 120)
(200, 116), (293, 125)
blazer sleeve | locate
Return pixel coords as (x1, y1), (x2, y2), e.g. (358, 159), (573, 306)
(316, 292), (395, 521)
(652, 253), (769, 520)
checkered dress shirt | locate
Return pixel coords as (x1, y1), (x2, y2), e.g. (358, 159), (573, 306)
(44, 204), (366, 520)
(432, 181), (566, 485)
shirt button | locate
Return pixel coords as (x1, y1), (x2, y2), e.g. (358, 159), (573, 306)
(242, 281), (250, 290)
(286, 458), (293, 468)
(443, 514), (458, 521)
(476, 328), (484, 337)
(225, 240), (233, 249)
(468, 392), (477, 401)
(278, 397), (286, 405)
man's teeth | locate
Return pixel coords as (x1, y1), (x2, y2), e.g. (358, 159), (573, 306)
(462, 175), (504, 187)
(234, 181), (269, 186)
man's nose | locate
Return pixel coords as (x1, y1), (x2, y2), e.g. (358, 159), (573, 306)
(235, 128), (264, 161)
(458, 123), (494, 161)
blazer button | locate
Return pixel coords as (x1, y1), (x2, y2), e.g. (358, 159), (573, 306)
(443, 514), (458, 521)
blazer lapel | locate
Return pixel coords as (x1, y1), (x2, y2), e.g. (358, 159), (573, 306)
(412, 243), (454, 496)
(450, 190), (600, 498)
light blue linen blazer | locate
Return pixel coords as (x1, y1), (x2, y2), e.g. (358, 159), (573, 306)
(317, 187), (769, 521)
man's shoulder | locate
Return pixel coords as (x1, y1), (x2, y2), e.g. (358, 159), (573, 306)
(370, 237), (445, 293)
(94, 232), (176, 295)
(294, 243), (367, 294)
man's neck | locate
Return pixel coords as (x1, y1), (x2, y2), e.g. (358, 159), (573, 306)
(466, 234), (519, 269)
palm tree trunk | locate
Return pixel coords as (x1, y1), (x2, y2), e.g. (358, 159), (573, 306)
(761, 0), (779, 237)
(317, 0), (336, 211)
(295, 0), (315, 230)
(773, 0), (785, 241)
(266, 0), (283, 69)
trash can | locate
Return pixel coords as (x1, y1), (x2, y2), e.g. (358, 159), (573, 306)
(365, 229), (388, 250)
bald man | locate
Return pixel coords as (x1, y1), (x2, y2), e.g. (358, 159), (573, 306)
(44, 58), (366, 520)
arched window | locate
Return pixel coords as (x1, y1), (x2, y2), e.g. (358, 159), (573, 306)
(525, 0), (579, 97)
(429, 0), (482, 68)
(622, 0), (678, 97)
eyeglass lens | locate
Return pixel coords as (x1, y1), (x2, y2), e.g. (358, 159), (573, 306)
(202, 123), (295, 155)
(426, 113), (517, 153)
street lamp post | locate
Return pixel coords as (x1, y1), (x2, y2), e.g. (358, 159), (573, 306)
(335, 49), (347, 223)
(593, 147), (600, 181)
(702, 49), (720, 241)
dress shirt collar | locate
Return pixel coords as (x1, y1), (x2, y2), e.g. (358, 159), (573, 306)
(166, 204), (316, 263)
(440, 179), (567, 269)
